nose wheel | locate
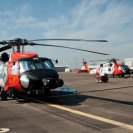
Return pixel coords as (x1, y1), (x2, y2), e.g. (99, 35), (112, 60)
(43, 87), (51, 96)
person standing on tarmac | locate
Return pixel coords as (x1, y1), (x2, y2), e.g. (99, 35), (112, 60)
(97, 64), (108, 83)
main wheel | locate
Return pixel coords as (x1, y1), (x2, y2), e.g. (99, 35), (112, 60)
(9, 89), (18, 99)
(121, 74), (124, 78)
(101, 75), (108, 83)
(0, 89), (7, 101)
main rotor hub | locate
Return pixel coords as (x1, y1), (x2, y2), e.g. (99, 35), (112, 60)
(9, 38), (28, 46)
(8, 38), (29, 52)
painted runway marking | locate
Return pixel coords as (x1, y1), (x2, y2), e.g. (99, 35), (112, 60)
(48, 104), (133, 131)
(0, 128), (10, 133)
(20, 96), (133, 131)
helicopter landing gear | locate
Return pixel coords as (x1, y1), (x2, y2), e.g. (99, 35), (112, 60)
(8, 89), (18, 99)
(43, 88), (51, 96)
(0, 88), (7, 101)
(121, 74), (125, 78)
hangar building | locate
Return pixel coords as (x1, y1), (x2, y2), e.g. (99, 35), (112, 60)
(124, 58), (133, 69)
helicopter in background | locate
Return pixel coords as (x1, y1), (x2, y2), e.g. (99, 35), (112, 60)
(78, 59), (91, 73)
(96, 59), (132, 77)
(0, 38), (108, 100)
(78, 58), (132, 77)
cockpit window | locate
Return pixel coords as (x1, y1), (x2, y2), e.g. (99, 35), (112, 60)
(19, 60), (35, 73)
(34, 60), (43, 69)
(42, 59), (55, 70)
(19, 58), (56, 73)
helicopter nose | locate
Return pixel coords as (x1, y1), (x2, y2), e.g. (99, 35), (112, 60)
(42, 78), (57, 89)
(58, 79), (64, 87)
(42, 78), (64, 89)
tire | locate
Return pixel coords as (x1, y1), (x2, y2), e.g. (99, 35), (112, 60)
(0, 89), (7, 101)
(121, 74), (124, 78)
(9, 89), (18, 99)
(43, 88), (51, 96)
(101, 75), (108, 83)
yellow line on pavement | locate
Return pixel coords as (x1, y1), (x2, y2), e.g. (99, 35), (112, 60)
(48, 103), (133, 131)
(20, 96), (133, 131)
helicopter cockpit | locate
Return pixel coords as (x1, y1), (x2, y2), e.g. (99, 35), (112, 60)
(16, 57), (63, 92)
(19, 58), (56, 73)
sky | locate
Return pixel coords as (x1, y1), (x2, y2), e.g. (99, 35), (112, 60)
(0, 0), (133, 68)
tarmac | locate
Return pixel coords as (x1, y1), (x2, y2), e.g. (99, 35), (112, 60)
(0, 72), (133, 133)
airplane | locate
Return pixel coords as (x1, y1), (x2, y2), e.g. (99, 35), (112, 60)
(0, 38), (108, 100)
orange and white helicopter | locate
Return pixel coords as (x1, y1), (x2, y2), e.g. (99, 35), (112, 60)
(78, 59), (100, 74)
(80, 58), (131, 77)
(78, 59), (90, 73)
(95, 59), (121, 77)
(0, 38), (108, 100)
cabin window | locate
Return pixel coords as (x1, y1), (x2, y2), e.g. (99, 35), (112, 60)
(0, 61), (7, 86)
(12, 62), (18, 75)
(108, 68), (111, 71)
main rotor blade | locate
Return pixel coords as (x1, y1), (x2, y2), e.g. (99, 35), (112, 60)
(0, 41), (8, 45)
(29, 39), (108, 42)
(0, 45), (12, 52)
(32, 43), (108, 55)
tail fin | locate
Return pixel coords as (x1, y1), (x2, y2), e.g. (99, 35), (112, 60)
(83, 59), (90, 73)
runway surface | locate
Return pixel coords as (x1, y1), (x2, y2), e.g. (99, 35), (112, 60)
(0, 73), (133, 133)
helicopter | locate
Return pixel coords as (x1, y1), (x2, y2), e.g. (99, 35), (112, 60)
(0, 38), (108, 100)
(78, 58), (131, 77)
(95, 59), (132, 77)
(78, 59), (90, 73)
